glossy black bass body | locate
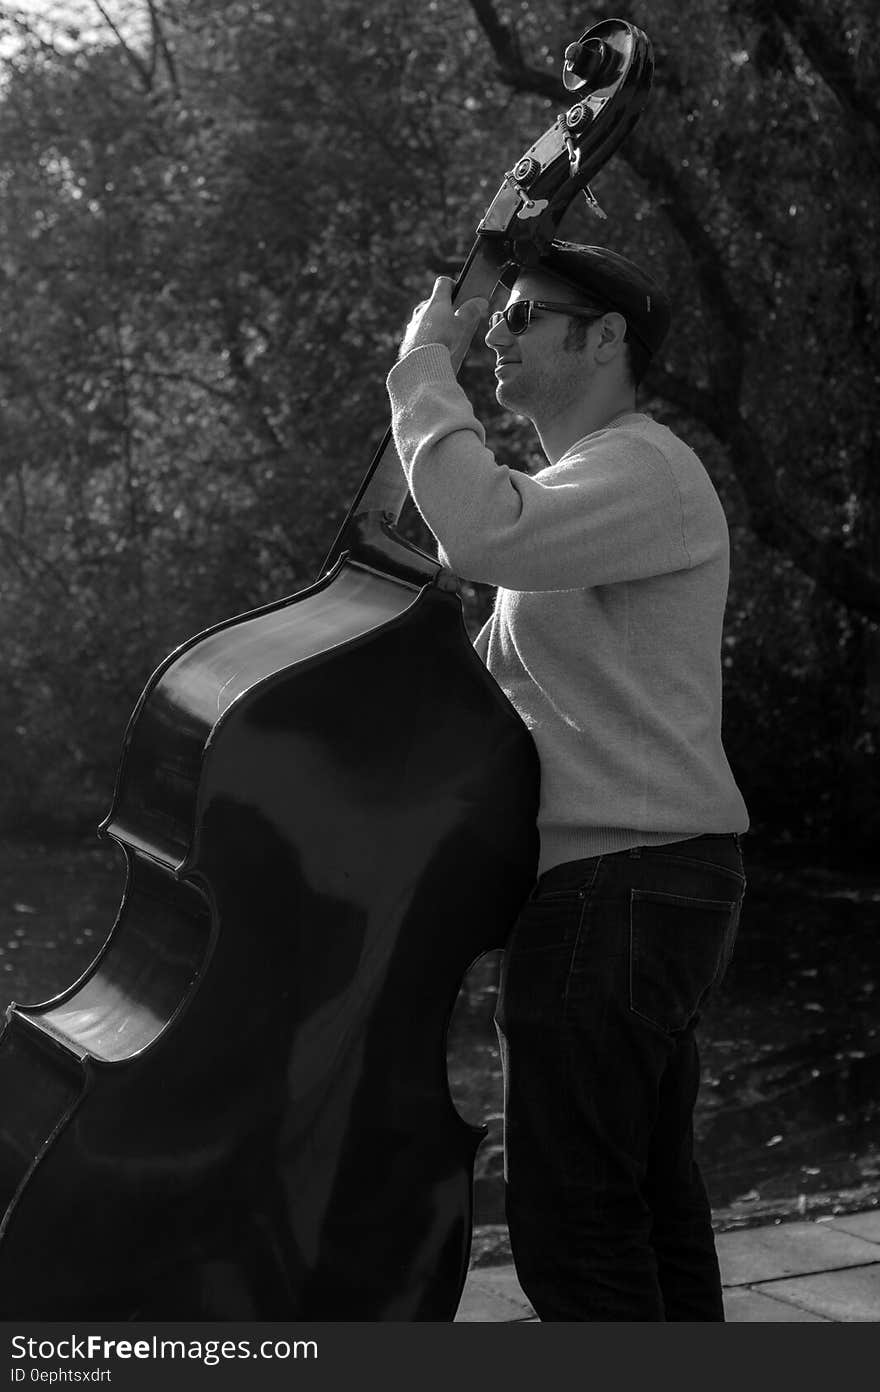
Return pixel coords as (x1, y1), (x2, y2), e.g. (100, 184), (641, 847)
(0, 528), (538, 1318)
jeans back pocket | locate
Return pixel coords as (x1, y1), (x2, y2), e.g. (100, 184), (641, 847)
(629, 889), (742, 1033)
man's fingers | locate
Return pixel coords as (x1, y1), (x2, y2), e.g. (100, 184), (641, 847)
(454, 297), (489, 324)
(425, 275), (454, 307)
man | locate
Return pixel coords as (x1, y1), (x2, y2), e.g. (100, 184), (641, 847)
(386, 242), (749, 1322)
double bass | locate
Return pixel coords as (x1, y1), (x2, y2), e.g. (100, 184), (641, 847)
(0, 19), (654, 1319)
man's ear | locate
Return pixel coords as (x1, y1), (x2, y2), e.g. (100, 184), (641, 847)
(595, 311), (628, 362)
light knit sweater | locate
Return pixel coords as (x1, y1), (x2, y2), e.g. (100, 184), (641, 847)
(387, 343), (749, 875)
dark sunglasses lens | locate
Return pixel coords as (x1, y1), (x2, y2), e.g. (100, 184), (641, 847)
(506, 302), (530, 334)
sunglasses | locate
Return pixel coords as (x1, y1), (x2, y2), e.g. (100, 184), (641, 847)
(488, 300), (606, 336)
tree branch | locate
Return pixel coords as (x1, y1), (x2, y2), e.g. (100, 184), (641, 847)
(91, 0), (153, 92)
(219, 296), (286, 457)
(0, 522), (72, 596)
(146, 0), (181, 99)
(468, 0), (559, 98)
(769, 0), (880, 138)
(128, 367), (236, 402)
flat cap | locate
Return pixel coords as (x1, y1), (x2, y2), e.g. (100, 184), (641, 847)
(537, 241), (671, 356)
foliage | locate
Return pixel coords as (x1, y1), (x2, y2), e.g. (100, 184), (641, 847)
(0, 0), (877, 859)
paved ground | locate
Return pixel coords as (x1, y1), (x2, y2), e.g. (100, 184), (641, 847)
(456, 1208), (880, 1321)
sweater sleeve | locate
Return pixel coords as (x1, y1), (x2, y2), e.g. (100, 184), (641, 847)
(387, 343), (693, 591)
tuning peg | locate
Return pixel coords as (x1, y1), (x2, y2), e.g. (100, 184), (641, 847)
(563, 37), (616, 91)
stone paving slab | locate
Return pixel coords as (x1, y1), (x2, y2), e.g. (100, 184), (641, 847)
(716, 1220), (880, 1286)
(825, 1210), (880, 1244)
(750, 1264), (880, 1322)
(457, 1258), (876, 1323)
(457, 1268), (835, 1323)
(457, 1209), (880, 1321)
(722, 1287), (830, 1321)
(456, 1266), (535, 1322)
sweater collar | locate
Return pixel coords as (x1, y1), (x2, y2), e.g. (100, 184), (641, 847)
(558, 412), (651, 462)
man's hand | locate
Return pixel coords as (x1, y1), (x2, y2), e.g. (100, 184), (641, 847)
(397, 276), (488, 361)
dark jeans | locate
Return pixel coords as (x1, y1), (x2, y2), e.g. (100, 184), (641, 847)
(494, 834), (745, 1322)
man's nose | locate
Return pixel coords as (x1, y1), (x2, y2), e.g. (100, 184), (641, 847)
(485, 313), (512, 350)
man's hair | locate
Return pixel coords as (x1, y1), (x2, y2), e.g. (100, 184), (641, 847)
(562, 314), (652, 387)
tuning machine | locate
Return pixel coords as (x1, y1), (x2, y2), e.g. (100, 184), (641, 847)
(563, 36), (619, 91)
(505, 157), (550, 221)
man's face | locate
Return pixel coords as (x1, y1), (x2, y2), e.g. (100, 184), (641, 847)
(484, 270), (601, 422)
